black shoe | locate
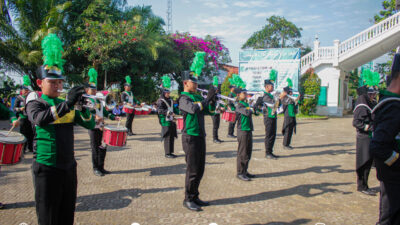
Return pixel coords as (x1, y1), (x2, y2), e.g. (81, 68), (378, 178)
(194, 198), (210, 206)
(183, 201), (202, 211)
(359, 189), (376, 196)
(237, 174), (251, 181)
(227, 134), (237, 138)
(100, 168), (111, 174)
(0, 202), (4, 209)
(165, 154), (177, 158)
(213, 139), (222, 144)
(246, 172), (256, 178)
(127, 132), (134, 136)
(266, 154), (278, 160)
(93, 169), (104, 177)
(283, 145), (293, 150)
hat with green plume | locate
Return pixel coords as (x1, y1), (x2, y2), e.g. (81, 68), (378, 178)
(124, 75), (132, 87)
(88, 68), (98, 89)
(161, 75), (171, 92)
(37, 33), (65, 80)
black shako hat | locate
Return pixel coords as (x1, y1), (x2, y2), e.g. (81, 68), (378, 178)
(264, 79), (274, 86)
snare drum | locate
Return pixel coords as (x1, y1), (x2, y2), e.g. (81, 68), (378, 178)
(141, 108), (150, 115)
(0, 131), (26, 165)
(222, 111), (236, 122)
(123, 105), (134, 114)
(134, 107), (142, 115)
(102, 126), (128, 147)
(176, 117), (184, 130)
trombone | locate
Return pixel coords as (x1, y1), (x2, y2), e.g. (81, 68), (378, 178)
(197, 88), (236, 102)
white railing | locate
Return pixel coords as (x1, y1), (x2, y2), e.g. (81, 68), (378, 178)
(339, 11), (400, 55)
(300, 47), (334, 69)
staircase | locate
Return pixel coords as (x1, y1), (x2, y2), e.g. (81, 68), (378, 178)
(301, 11), (400, 74)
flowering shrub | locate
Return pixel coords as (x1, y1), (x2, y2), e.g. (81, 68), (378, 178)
(171, 32), (229, 69)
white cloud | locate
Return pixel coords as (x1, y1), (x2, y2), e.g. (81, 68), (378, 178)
(236, 10), (252, 17)
(233, 0), (270, 8)
(291, 15), (323, 23)
(254, 9), (284, 18)
(199, 15), (240, 26)
(204, 1), (228, 8)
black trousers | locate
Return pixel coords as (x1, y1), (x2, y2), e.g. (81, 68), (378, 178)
(88, 129), (104, 170)
(182, 134), (206, 201)
(379, 181), (400, 225)
(228, 120), (236, 136)
(163, 128), (175, 155)
(20, 117), (33, 152)
(211, 114), (220, 140)
(356, 159), (373, 191)
(282, 123), (294, 147)
(264, 118), (277, 154)
(32, 161), (77, 225)
(237, 131), (252, 175)
(125, 112), (135, 132)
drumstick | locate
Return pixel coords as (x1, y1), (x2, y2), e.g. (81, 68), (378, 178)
(7, 124), (16, 136)
(117, 119), (121, 128)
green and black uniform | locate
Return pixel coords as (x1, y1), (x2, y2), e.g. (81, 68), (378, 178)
(282, 96), (297, 147)
(26, 94), (95, 225)
(178, 91), (214, 202)
(370, 90), (400, 224)
(121, 91), (140, 133)
(227, 92), (237, 136)
(236, 100), (254, 176)
(0, 102), (17, 122)
(157, 95), (179, 155)
(263, 91), (277, 155)
(14, 94), (34, 152)
(211, 93), (225, 141)
(88, 98), (115, 174)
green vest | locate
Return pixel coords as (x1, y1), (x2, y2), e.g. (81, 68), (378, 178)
(265, 91), (276, 118)
(239, 101), (251, 131)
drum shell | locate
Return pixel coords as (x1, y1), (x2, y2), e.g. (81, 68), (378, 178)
(102, 127), (127, 147)
(176, 117), (184, 130)
(0, 142), (24, 165)
(134, 108), (142, 115)
(123, 106), (134, 114)
(222, 111), (236, 122)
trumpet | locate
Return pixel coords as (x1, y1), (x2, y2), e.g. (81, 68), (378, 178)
(59, 90), (117, 110)
(197, 88), (236, 102)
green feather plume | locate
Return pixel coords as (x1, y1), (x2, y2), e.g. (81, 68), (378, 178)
(23, 75), (31, 87)
(212, 76), (219, 86)
(361, 69), (380, 87)
(269, 69), (278, 82)
(190, 52), (206, 77)
(231, 74), (246, 89)
(125, 76), (132, 85)
(41, 33), (65, 72)
(88, 68), (98, 86)
(286, 78), (293, 88)
(161, 75), (171, 89)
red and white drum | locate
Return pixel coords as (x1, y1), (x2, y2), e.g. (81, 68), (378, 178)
(141, 108), (150, 115)
(102, 126), (128, 147)
(222, 111), (236, 122)
(123, 105), (134, 114)
(0, 131), (26, 165)
(134, 107), (142, 115)
(176, 117), (184, 130)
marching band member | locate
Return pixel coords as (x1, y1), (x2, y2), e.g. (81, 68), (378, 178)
(157, 75), (179, 158)
(86, 68), (119, 176)
(353, 85), (377, 196)
(211, 76), (225, 144)
(257, 70), (279, 160)
(281, 79), (298, 150)
(26, 33), (95, 225)
(14, 75), (34, 153)
(227, 76), (238, 138)
(234, 79), (255, 181)
(179, 52), (216, 211)
(121, 76), (141, 136)
(370, 54), (400, 224)
(0, 102), (19, 209)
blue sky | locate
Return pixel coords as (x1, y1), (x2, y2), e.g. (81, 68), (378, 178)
(127, 0), (384, 66)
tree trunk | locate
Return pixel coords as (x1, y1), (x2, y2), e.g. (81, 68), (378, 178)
(104, 70), (107, 90)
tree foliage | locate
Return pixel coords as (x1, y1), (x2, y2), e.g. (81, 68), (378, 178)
(242, 15), (302, 49)
(299, 68), (321, 115)
(374, 0), (397, 23)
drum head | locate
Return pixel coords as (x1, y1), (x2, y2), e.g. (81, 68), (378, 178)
(124, 105), (134, 109)
(0, 131), (26, 144)
(104, 125), (128, 132)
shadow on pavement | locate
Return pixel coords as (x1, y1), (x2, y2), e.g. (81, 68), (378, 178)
(295, 142), (353, 149)
(207, 149), (261, 159)
(3, 187), (181, 212)
(76, 187), (181, 211)
(251, 218), (312, 225)
(209, 182), (352, 206)
(279, 149), (355, 159)
(255, 165), (353, 179)
(112, 163), (186, 176)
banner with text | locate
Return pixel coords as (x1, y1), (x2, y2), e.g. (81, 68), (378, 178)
(239, 48), (301, 92)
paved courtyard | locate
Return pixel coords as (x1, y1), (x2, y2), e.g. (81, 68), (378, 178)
(0, 115), (379, 225)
